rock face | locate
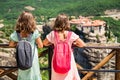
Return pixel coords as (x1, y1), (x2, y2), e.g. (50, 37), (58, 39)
(104, 9), (120, 20)
(24, 6), (35, 11)
(74, 43), (117, 80)
(73, 28), (116, 80)
(70, 17), (116, 80)
(0, 24), (4, 28)
(0, 48), (16, 66)
(0, 48), (16, 80)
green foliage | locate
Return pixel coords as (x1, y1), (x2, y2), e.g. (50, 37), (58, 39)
(94, 16), (120, 42)
(38, 47), (49, 80)
(41, 70), (49, 80)
(0, 40), (3, 43)
(0, 25), (14, 39)
(1, 0), (120, 25)
(70, 24), (77, 31)
(39, 53), (49, 80)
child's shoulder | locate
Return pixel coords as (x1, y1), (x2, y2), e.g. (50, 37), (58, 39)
(49, 30), (74, 35)
(48, 30), (54, 35)
(11, 31), (17, 36)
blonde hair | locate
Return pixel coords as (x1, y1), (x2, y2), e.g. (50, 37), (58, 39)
(15, 11), (36, 33)
(53, 13), (70, 32)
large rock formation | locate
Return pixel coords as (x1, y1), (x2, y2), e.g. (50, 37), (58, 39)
(74, 43), (116, 80)
(71, 16), (116, 80)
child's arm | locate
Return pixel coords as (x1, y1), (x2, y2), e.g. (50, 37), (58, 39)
(36, 37), (43, 48)
(43, 38), (52, 46)
(73, 38), (86, 47)
(9, 41), (17, 48)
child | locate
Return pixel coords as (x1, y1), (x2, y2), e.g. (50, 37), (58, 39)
(43, 13), (86, 80)
(9, 11), (43, 80)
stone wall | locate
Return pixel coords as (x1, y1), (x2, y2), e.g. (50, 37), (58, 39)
(76, 25), (107, 43)
(0, 48), (16, 80)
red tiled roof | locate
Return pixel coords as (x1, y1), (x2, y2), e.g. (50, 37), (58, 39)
(70, 17), (106, 27)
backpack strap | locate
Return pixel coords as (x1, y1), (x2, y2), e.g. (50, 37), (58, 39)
(54, 31), (72, 43)
(54, 31), (59, 43)
(16, 32), (33, 41)
(66, 31), (72, 42)
(26, 33), (33, 41)
(16, 32), (21, 41)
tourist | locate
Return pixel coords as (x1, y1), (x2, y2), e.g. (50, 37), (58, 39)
(9, 11), (43, 80)
(43, 13), (86, 80)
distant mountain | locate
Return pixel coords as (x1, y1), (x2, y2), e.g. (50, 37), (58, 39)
(0, 0), (120, 24)
(1, 0), (120, 42)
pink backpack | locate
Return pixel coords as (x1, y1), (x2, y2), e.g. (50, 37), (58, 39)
(53, 31), (72, 74)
